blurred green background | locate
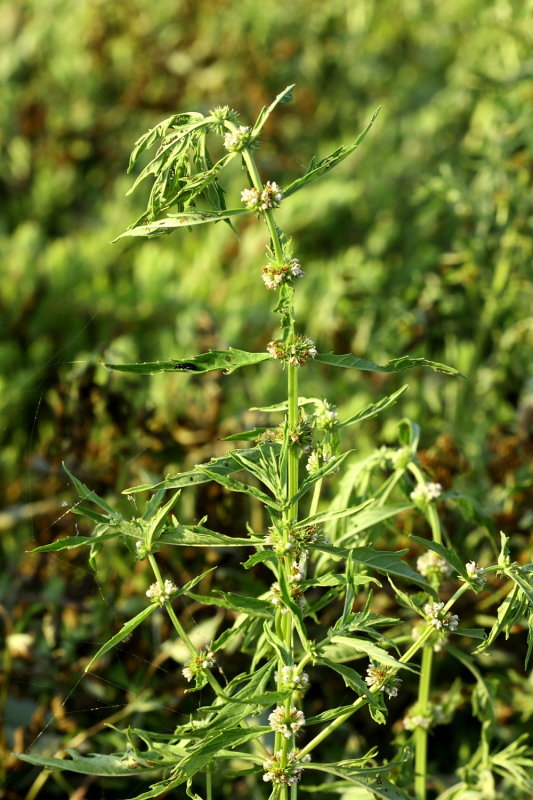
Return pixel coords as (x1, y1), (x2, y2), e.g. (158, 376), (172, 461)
(1, 0), (532, 797)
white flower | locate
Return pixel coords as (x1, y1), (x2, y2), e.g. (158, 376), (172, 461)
(268, 706), (305, 738)
(146, 579), (178, 604)
(416, 551), (452, 579)
(262, 750), (306, 785)
(241, 187), (261, 209)
(275, 665), (310, 691)
(182, 648), (216, 682)
(306, 451), (320, 474)
(260, 181), (283, 209)
(424, 602), (459, 632)
(404, 714), (432, 731)
(464, 561), (486, 587)
(182, 666), (194, 682)
(411, 482), (442, 502)
(261, 258), (304, 290)
(365, 663), (401, 698)
(223, 125), (252, 152)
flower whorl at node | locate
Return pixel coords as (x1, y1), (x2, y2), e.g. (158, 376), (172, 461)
(223, 125), (254, 152)
(365, 663), (402, 698)
(270, 560), (307, 612)
(417, 551), (452, 581)
(275, 665), (310, 692)
(181, 648), (216, 682)
(265, 524), (328, 557)
(404, 713), (432, 731)
(209, 105), (239, 133)
(267, 336), (317, 366)
(145, 580), (178, 605)
(241, 181), (283, 212)
(135, 540), (149, 560)
(424, 601), (459, 632)
(262, 258), (304, 290)
(268, 706), (306, 738)
(262, 750), (310, 785)
(314, 399), (339, 432)
(410, 482), (443, 504)
(463, 561), (487, 589)
(384, 446), (412, 470)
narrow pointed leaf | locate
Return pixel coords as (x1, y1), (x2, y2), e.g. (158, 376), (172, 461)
(29, 531), (120, 553)
(85, 604), (158, 672)
(252, 84), (295, 136)
(329, 636), (417, 672)
(17, 750), (155, 777)
(113, 208), (249, 240)
(63, 463), (117, 514)
(282, 109), (379, 198)
(106, 348), (270, 375)
(340, 385), (409, 427)
(315, 352), (462, 377)
(159, 524), (260, 548)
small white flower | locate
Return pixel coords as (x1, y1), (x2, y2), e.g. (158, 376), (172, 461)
(260, 181), (283, 209)
(223, 125), (252, 152)
(145, 579), (178, 604)
(275, 665), (310, 691)
(411, 482), (442, 502)
(424, 602), (459, 632)
(182, 666), (194, 682)
(416, 551), (452, 579)
(365, 663), (401, 698)
(404, 714), (432, 731)
(262, 750), (306, 785)
(306, 451), (320, 474)
(464, 561), (486, 587)
(241, 187), (261, 209)
(268, 706), (305, 738)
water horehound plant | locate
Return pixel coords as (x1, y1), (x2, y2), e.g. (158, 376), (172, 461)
(21, 87), (532, 800)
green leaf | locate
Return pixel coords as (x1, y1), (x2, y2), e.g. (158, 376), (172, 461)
(63, 463), (117, 514)
(340, 386), (409, 427)
(125, 447), (273, 494)
(106, 347), (270, 375)
(349, 546), (433, 592)
(283, 109), (379, 198)
(85, 604), (158, 672)
(160, 524), (260, 548)
(298, 498), (374, 529)
(222, 427), (267, 441)
(28, 531), (121, 553)
(113, 208), (249, 240)
(17, 749), (155, 777)
(252, 84), (295, 137)
(329, 636), (416, 673)
(196, 467), (279, 509)
(410, 536), (464, 576)
(320, 657), (375, 702)
(186, 590), (274, 618)
(314, 352), (462, 377)
(250, 397), (319, 413)
(336, 505), (414, 545)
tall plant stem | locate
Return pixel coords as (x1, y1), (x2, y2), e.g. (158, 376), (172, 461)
(414, 645), (433, 800)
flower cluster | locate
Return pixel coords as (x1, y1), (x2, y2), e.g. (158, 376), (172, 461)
(424, 602), (459, 632)
(267, 336), (317, 366)
(209, 105), (239, 132)
(313, 399), (339, 432)
(262, 258), (304, 289)
(145, 579), (178, 605)
(268, 705), (306, 738)
(463, 560), (487, 589)
(365, 663), (402, 698)
(403, 713), (432, 731)
(271, 560), (306, 612)
(223, 125), (254, 152)
(275, 665), (310, 692)
(410, 482), (443, 503)
(416, 551), (452, 581)
(241, 181), (283, 211)
(365, 662), (402, 697)
(265, 524), (328, 557)
(385, 446), (412, 470)
(182, 648), (216, 682)
(262, 750), (310, 785)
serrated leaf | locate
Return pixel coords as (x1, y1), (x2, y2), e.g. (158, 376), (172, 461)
(252, 84), (295, 137)
(314, 352), (462, 377)
(106, 347), (270, 375)
(28, 531), (121, 553)
(186, 590), (274, 618)
(159, 523), (260, 548)
(340, 386), (409, 427)
(17, 750), (155, 777)
(113, 208), (249, 240)
(197, 467), (279, 508)
(282, 109), (379, 198)
(85, 604), (158, 672)
(329, 636), (416, 673)
(349, 546), (433, 591)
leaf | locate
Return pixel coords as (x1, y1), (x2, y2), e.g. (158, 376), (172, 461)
(196, 467), (279, 509)
(186, 590), (274, 618)
(159, 524), (260, 548)
(410, 536), (464, 576)
(320, 657), (376, 702)
(340, 386), (409, 427)
(314, 352), (462, 377)
(250, 397), (319, 413)
(106, 348), (270, 375)
(85, 604), (158, 672)
(297, 498), (374, 529)
(125, 447), (273, 494)
(113, 208), (249, 240)
(63, 463), (117, 514)
(282, 109), (379, 198)
(329, 636), (417, 673)
(251, 84), (295, 136)
(17, 750), (155, 777)
(336, 505), (414, 545)
(349, 546), (433, 591)
(28, 531), (121, 553)
(222, 427), (267, 442)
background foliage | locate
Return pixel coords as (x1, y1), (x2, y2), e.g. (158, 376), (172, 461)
(1, 1), (532, 798)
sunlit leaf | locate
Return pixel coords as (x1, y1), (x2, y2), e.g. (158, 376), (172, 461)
(106, 348), (270, 375)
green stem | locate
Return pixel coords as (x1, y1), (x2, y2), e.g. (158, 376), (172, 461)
(414, 645), (433, 800)
(407, 462), (442, 544)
